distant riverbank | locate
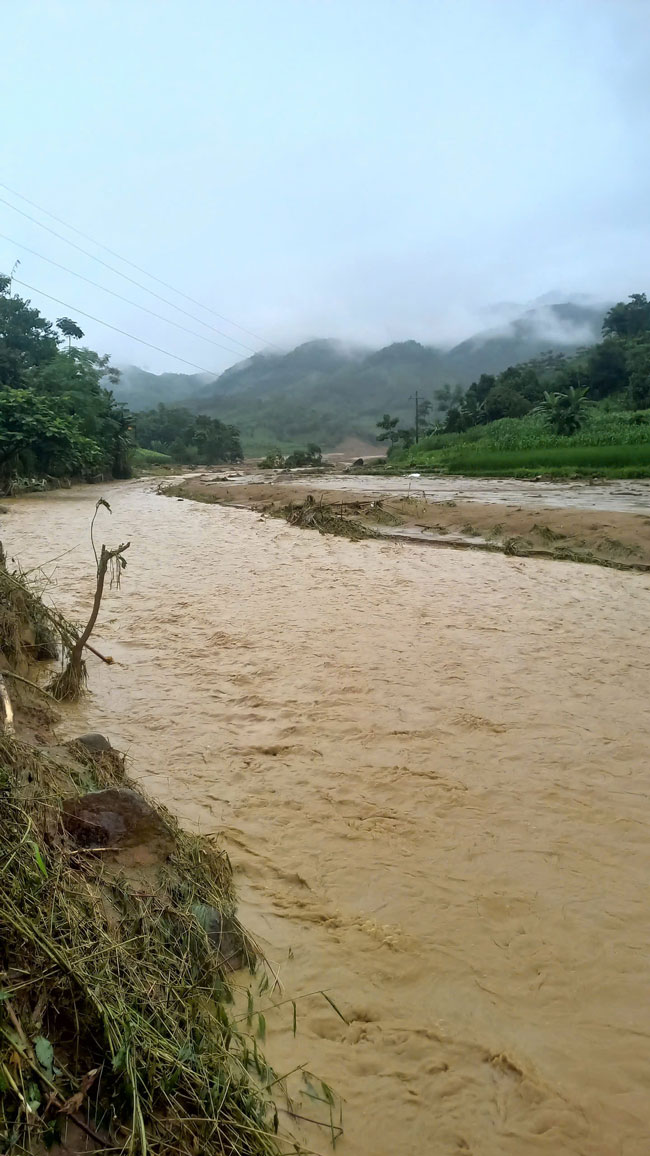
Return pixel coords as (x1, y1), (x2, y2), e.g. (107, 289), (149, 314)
(165, 473), (650, 570)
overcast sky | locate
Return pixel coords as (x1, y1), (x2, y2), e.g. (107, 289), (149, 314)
(2, 0), (649, 374)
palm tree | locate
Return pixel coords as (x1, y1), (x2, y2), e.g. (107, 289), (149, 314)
(536, 386), (591, 436)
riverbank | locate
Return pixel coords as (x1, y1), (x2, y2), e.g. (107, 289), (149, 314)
(165, 476), (650, 569)
(0, 550), (284, 1155)
(6, 479), (650, 1155)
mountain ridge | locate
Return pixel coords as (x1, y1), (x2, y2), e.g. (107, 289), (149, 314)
(115, 299), (608, 451)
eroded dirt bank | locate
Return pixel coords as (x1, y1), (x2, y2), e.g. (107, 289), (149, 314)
(5, 480), (650, 1155)
(168, 475), (650, 568)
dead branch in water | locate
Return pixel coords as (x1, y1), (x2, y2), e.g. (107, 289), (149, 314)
(49, 499), (129, 701)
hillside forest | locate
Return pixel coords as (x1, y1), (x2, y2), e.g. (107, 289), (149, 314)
(2, 280), (650, 482)
(115, 299), (607, 452)
(379, 295), (650, 476)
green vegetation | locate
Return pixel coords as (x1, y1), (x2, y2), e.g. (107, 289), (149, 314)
(134, 403), (242, 465)
(115, 302), (605, 453)
(132, 445), (173, 467)
(382, 294), (650, 477)
(387, 407), (650, 476)
(259, 443), (322, 469)
(0, 276), (132, 486)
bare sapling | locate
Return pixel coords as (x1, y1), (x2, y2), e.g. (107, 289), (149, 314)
(49, 499), (129, 701)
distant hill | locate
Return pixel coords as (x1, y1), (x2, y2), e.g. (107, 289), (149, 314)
(112, 369), (211, 411)
(114, 300), (607, 452)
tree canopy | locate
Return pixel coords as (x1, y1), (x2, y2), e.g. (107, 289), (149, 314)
(134, 404), (242, 465)
(0, 280), (132, 482)
(410, 292), (650, 444)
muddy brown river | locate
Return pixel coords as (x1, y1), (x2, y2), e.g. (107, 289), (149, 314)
(4, 479), (650, 1156)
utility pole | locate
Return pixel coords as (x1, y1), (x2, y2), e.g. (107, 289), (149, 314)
(413, 390), (420, 443)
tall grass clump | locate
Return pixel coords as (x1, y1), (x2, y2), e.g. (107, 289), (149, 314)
(0, 737), (282, 1156)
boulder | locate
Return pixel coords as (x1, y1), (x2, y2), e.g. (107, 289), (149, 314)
(62, 788), (175, 865)
(192, 903), (250, 972)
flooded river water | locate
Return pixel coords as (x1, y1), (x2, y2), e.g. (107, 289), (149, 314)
(4, 479), (650, 1156)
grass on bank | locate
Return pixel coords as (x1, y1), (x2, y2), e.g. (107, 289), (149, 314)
(385, 406), (650, 477)
(0, 562), (285, 1156)
(132, 446), (174, 467)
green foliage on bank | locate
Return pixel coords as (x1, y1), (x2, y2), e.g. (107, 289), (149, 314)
(134, 403), (242, 465)
(132, 446), (173, 467)
(0, 275), (132, 484)
(388, 407), (650, 476)
(382, 295), (650, 476)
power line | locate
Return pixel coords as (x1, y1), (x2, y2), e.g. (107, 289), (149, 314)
(0, 195), (257, 355)
(0, 230), (252, 359)
(0, 179), (282, 350)
(12, 277), (218, 375)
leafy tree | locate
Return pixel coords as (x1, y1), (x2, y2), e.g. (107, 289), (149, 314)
(134, 403), (242, 464)
(434, 383), (464, 414)
(376, 413), (400, 447)
(284, 444), (323, 467)
(482, 384), (531, 421)
(397, 427), (415, 449)
(0, 289), (58, 387)
(458, 393), (486, 427)
(445, 406), (469, 433)
(585, 339), (629, 399)
(537, 386), (591, 436)
(0, 390), (102, 477)
(56, 316), (85, 350)
(627, 341), (650, 409)
(603, 294), (650, 339)
(417, 398), (432, 422)
(260, 449), (286, 468)
(0, 281), (134, 482)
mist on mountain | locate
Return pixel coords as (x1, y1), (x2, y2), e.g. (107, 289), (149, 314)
(114, 297), (607, 451)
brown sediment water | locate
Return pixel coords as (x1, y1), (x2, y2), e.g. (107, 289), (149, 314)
(4, 479), (650, 1156)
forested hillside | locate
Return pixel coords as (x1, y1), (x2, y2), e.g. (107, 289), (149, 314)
(115, 301), (605, 452)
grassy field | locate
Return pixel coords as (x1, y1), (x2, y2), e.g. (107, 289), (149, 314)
(387, 408), (650, 477)
(132, 446), (173, 467)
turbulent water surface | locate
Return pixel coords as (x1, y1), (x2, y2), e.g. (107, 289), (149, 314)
(5, 479), (650, 1156)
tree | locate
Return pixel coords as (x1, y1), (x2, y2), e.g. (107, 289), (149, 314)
(134, 403), (242, 464)
(56, 316), (85, 350)
(602, 294), (650, 339)
(585, 339), (629, 399)
(537, 386), (591, 436)
(459, 393), (486, 427)
(445, 406), (469, 433)
(0, 284), (58, 386)
(284, 444), (323, 467)
(376, 413), (400, 448)
(627, 341), (650, 409)
(0, 283), (133, 482)
(0, 389), (102, 477)
(482, 384), (531, 421)
(434, 383), (464, 414)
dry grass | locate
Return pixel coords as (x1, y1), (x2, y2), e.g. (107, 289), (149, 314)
(278, 496), (379, 540)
